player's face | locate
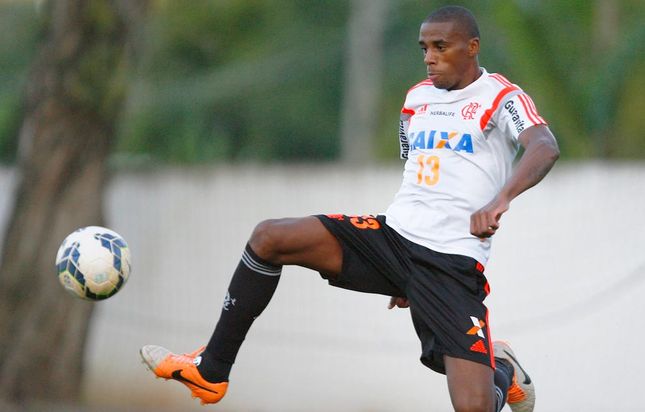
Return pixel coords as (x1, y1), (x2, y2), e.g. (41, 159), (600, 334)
(418, 21), (479, 90)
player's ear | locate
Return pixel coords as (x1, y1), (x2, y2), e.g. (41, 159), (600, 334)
(468, 37), (480, 56)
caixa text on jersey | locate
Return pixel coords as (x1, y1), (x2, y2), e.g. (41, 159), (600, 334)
(409, 130), (474, 153)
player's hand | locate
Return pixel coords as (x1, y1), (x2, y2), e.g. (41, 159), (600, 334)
(470, 195), (510, 239)
(388, 296), (409, 309)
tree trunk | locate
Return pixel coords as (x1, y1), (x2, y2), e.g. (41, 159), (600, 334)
(0, 0), (146, 403)
(339, 0), (389, 164)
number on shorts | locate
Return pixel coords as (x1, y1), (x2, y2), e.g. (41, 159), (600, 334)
(350, 216), (380, 230)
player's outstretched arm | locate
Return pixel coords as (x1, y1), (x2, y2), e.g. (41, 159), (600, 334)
(470, 125), (559, 238)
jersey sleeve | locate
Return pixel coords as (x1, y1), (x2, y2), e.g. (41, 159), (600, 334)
(496, 92), (547, 141)
(399, 108), (413, 159)
(398, 79), (431, 159)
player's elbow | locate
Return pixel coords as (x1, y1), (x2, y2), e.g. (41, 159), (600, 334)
(545, 142), (560, 164)
(523, 126), (560, 165)
(536, 134), (560, 165)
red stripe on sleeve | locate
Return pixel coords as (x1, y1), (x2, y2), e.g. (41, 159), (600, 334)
(518, 94), (545, 125)
(479, 86), (519, 130)
(401, 107), (415, 115)
(524, 94), (546, 124)
(490, 73), (513, 88)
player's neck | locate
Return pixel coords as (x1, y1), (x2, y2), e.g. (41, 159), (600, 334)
(456, 65), (482, 90)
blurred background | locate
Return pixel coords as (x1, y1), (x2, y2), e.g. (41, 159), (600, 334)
(0, 0), (643, 411)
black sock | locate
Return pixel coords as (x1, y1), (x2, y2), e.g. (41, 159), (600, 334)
(494, 358), (514, 412)
(197, 244), (282, 383)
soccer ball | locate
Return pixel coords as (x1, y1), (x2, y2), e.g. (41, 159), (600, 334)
(55, 226), (131, 301)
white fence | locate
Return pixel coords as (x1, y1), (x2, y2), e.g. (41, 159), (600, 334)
(1, 162), (644, 411)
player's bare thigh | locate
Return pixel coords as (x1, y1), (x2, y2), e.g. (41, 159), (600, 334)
(248, 216), (342, 277)
(444, 355), (495, 412)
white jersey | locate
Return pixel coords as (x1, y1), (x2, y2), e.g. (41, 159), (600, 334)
(384, 68), (547, 264)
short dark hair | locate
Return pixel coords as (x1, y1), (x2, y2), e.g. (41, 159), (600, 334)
(424, 5), (480, 39)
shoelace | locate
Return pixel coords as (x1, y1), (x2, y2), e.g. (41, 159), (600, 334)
(167, 346), (205, 366)
(167, 354), (195, 365)
(182, 345), (205, 358)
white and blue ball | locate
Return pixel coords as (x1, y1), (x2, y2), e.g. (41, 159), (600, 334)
(55, 226), (131, 301)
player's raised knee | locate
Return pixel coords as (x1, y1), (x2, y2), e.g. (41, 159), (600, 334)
(248, 218), (285, 263)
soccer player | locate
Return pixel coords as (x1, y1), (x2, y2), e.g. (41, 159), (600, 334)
(140, 5), (559, 412)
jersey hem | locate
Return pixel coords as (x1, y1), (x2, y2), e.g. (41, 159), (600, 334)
(383, 214), (489, 265)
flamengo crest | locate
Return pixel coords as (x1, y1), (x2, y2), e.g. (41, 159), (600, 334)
(461, 102), (481, 120)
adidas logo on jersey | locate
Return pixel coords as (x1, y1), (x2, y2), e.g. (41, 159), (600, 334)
(409, 130), (474, 153)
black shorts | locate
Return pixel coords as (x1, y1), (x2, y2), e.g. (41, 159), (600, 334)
(315, 214), (495, 374)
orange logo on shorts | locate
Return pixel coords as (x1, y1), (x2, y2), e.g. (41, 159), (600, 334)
(467, 316), (486, 338)
(470, 340), (488, 354)
(350, 215), (380, 230)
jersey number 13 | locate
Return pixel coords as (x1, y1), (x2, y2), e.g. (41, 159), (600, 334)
(416, 154), (440, 186)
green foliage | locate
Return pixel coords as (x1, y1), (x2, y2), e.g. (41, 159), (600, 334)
(0, 94), (22, 163)
(0, 2), (43, 163)
(118, 0), (346, 163)
(1, 0), (644, 164)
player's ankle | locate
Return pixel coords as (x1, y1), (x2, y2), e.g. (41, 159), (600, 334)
(195, 352), (232, 383)
(495, 358), (514, 381)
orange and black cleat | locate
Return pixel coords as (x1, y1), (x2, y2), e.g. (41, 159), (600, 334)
(140, 345), (228, 405)
(493, 341), (535, 412)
